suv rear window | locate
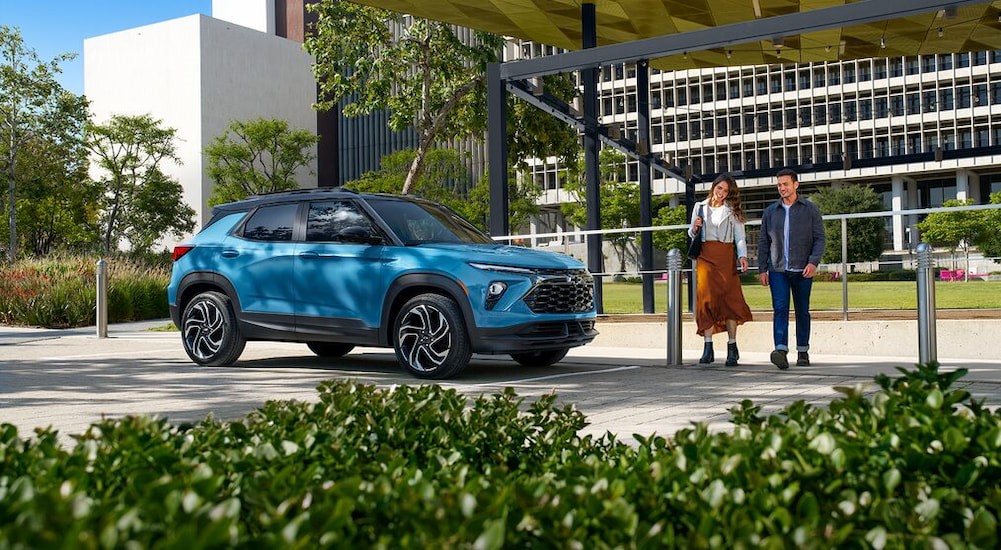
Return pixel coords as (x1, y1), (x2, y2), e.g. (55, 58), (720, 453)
(242, 203), (297, 241)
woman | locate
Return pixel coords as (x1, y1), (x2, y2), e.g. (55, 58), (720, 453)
(688, 173), (753, 366)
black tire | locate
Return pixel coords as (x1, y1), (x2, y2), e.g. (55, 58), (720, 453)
(307, 342), (355, 358)
(393, 293), (471, 379)
(180, 291), (246, 366)
(510, 348), (569, 367)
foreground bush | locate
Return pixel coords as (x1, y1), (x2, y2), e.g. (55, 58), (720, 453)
(2, 364), (999, 548)
(0, 255), (169, 327)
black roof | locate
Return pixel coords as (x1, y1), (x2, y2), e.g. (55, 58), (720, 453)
(208, 186), (434, 218)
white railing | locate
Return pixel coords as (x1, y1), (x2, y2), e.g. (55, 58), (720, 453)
(495, 203), (1001, 314)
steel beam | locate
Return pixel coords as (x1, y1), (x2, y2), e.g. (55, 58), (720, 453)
(500, 0), (985, 80)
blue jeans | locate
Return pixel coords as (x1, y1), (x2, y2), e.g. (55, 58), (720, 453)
(768, 270), (814, 352)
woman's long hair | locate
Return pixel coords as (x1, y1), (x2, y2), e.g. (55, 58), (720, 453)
(710, 173), (744, 222)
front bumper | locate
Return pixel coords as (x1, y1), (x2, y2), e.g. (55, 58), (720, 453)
(472, 319), (598, 353)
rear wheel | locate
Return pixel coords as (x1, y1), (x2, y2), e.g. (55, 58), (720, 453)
(181, 291), (246, 366)
(510, 348), (569, 367)
(307, 342), (355, 358)
(393, 294), (471, 379)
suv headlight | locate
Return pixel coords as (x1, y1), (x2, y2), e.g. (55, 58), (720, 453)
(470, 263), (533, 310)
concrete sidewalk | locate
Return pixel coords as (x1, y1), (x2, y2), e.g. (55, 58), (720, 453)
(2, 317), (1000, 446)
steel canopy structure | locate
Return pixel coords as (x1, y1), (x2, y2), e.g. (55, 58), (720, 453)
(350, 1), (1001, 72)
(346, 0), (1001, 313)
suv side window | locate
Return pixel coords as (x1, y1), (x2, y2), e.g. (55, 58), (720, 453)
(306, 200), (374, 242)
(242, 203), (297, 241)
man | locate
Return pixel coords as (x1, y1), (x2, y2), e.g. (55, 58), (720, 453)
(757, 168), (826, 370)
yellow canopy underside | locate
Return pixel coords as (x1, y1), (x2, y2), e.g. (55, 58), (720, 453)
(347, 1), (1001, 70)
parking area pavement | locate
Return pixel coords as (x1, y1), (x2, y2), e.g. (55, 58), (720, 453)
(3, 319), (1001, 446)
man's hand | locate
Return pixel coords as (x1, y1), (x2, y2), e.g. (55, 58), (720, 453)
(759, 272), (769, 286)
(803, 263), (817, 278)
(739, 257), (749, 273)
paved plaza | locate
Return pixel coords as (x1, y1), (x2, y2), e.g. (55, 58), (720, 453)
(2, 317), (1001, 446)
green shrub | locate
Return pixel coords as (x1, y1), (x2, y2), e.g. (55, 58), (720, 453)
(0, 255), (170, 327)
(2, 364), (999, 547)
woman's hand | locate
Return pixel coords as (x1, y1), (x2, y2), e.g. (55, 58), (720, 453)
(692, 216), (703, 232)
(739, 256), (749, 273)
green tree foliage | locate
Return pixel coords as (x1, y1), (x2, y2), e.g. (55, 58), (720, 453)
(205, 118), (319, 206)
(306, 1), (504, 194)
(1, 25), (82, 260)
(652, 204), (689, 260)
(506, 73), (580, 171)
(348, 148), (540, 233)
(85, 114), (195, 254)
(306, 2), (578, 195)
(15, 135), (100, 255)
(561, 149), (639, 274)
(462, 170), (541, 234)
(917, 198), (987, 280)
(812, 185), (885, 263)
(979, 192), (1001, 264)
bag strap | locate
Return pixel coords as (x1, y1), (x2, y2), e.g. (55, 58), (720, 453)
(698, 205), (705, 242)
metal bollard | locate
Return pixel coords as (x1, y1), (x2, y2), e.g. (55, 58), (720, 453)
(915, 243), (936, 364)
(666, 248), (683, 366)
(96, 259), (108, 338)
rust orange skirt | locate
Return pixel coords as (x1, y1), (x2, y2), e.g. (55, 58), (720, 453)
(695, 240), (753, 336)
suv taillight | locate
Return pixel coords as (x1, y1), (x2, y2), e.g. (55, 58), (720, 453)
(172, 245), (195, 261)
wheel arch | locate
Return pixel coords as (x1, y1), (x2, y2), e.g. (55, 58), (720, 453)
(380, 273), (475, 347)
(175, 272), (242, 324)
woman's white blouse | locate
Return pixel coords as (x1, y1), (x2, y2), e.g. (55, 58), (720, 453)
(687, 200), (748, 258)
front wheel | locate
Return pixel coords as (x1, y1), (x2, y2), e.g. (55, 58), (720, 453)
(393, 294), (471, 379)
(181, 291), (246, 366)
(510, 348), (569, 367)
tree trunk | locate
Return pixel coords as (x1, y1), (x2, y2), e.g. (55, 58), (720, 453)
(402, 138), (431, 194)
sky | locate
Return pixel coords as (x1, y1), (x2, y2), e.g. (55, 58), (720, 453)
(3, 0), (213, 95)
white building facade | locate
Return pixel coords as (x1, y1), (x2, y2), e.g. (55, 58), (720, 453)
(84, 3), (317, 237)
(519, 43), (1001, 258)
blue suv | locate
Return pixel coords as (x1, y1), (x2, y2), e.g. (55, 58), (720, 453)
(168, 188), (597, 379)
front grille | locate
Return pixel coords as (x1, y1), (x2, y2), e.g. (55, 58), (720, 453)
(522, 270), (594, 313)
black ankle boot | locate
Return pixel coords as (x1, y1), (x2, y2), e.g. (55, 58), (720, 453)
(699, 342), (714, 364)
(725, 343), (739, 366)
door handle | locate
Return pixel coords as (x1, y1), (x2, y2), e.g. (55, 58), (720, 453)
(221, 249), (239, 258)
(298, 251), (319, 259)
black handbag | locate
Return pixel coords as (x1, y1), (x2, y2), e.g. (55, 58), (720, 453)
(687, 204), (704, 259)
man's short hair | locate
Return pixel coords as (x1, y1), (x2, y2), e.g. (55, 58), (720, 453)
(776, 167), (798, 181)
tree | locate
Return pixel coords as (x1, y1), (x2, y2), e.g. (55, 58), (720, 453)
(85, 114), (195, 254)
(1, 25), (79, 260)
(205, 118), (319, 206)
(306, 1), (504, 194)
(812, 185), (885, 263)
(652, 204), (689, 261)
(560, 149), (639, 276)
(979, 192), (1001, 265)
(917, 198), (986, 281)
(15, 134), (100, 255)
(348, 148), (541, 233)
(462, 170), (541, 234)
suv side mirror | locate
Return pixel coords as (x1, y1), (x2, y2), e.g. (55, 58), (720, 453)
(338, 225), (383, 244)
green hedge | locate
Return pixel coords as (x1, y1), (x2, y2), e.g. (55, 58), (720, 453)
(0, 256), (170, 328)
(2, 364), (999, 547)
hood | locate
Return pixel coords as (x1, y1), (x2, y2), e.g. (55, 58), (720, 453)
(416, 243), (586, 270)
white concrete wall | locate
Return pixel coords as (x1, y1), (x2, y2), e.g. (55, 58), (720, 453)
(211, 0), (275, 35)
(199, 15), (318, 217)
(84, 16), (205, 239)
(84, 13), (317, 247)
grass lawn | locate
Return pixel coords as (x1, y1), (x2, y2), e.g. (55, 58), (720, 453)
(599, 280), (1001, 314)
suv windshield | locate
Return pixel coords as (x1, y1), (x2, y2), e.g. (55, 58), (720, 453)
(366, 197), (494, 245)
